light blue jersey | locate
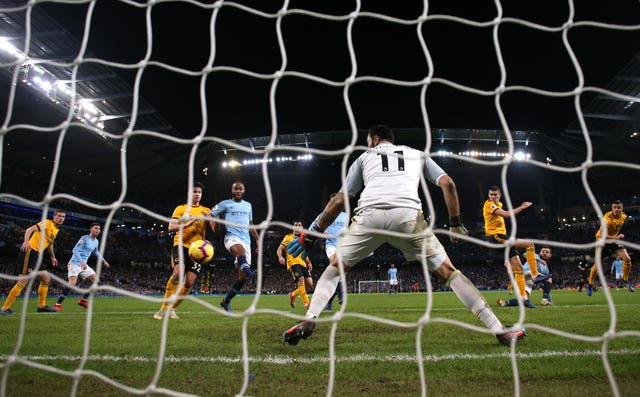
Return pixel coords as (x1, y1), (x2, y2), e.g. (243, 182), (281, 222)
(317, 211), (348, 250)
(611, 259), (623, 275)
(388, 267), (398, 282)
(210, 199), (253, 245)
(523, 253), (549, 276)
(69, 234), (103, 265)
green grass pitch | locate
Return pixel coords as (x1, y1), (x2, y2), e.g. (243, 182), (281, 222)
(1, 289), (639, 396)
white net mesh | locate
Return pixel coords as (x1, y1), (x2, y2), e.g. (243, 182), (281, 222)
(1, 1), (640, 396)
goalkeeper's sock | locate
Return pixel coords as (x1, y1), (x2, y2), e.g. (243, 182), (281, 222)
(588, 265), (598, 286)
(447, 270), (502, 332)
(622, 260), (632, 282)
(37, 282), (49, 308)
(306, 265), (340, 319)
(298, 285), (309, 306)
(525, 247), (538, 277)
(2, 282), (25, 311)
(160, 276), (179, 311)
(514, 271), (527, 300)
(57, 287), (70, 305)
(507, 282), (513, 295)
(172, 286), (191, 309)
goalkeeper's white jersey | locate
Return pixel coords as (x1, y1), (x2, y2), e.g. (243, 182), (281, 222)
(344, 143), (446, 212)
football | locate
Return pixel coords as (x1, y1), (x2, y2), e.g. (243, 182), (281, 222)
(188, 239), (214, 264)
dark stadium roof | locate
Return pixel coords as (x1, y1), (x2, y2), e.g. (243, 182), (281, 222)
(1, 1), (639, 218)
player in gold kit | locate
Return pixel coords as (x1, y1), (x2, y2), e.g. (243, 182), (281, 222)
(277, 220), (313, 309)
(483, 186), (547, 309)
(153, 182), (216, 320)
(586, 200), (634, 295)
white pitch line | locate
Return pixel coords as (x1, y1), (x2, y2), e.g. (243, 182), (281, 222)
(2, 349), (639, 365)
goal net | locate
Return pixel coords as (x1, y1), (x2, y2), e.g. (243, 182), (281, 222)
(1, 1), (640, 397)
(358, 280), (400, 294)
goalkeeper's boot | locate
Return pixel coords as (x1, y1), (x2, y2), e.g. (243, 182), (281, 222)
(220, 300), (232, 313)
(37, 306), (58, 313)
(153, 310), (166, 320)
(533, 274), (551, 284)
(497, 326), (527, 346)
(288, 292), (296, 308)
(586, 284), (593, 297)
(0, 309), (15, 315)
(523, 299), (537, 309)
(77, 298), (89, 309)
(169, 310), (179, 319)
(282, 319), (316, 346)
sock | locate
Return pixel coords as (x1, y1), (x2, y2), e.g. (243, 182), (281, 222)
(224, 280), (245, 303)
(447, 270), (503, 332)
(172, 286), (191, 309)
(237, 255), (247, 267)
(2, 283), (25, 311)
(81, 293), (89, 300)
(526, 247), (538, 277)
(57, 287), (70, 305)
(336, 284), (344, 303)
(588, 265), (598, 286)
(160, 276), (179, 311)
(38, 282), (49, 308)
(514, 271), (527, 299)
(542, 282), (552, 300)
(306, 265), (340, 319)
(622, 261), (632, 282)
(507, 282), (513, 295)
(298, 284), (309, 306)
(505, 299), (519, 307)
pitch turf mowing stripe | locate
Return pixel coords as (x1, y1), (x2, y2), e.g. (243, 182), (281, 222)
(3, 349), (638, 364)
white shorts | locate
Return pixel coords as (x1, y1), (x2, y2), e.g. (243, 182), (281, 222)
(67, 263), (96, 280)
(614, 272), (622, 280)
(336, 208), (446, 272)
(224, 237), (252, 265)
(389, 279), (398, 286)
(325, 244), (337, 259)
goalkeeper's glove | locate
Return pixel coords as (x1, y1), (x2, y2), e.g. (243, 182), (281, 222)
(449, 215), (469, 243)
(287, 225), (322, 259)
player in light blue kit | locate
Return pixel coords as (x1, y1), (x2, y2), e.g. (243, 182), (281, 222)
(314, 206), (348, 311)
(498, 247), (553, 307)
(388, 263), (399, 295)
(55, 223), (110, 311)
(611, 255), (623, 288)
(210, 181), (260, 313)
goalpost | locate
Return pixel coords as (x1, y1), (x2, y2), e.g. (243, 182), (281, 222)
(358, 280), (401, 294)
(1, 1), (639, 397)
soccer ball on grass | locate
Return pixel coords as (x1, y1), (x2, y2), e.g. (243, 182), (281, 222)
(188, 239), (214, 264)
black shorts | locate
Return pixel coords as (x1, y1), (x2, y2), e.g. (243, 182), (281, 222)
(17, 248), (51, 275)
(171, 246), (202, 275)
(603, 242), (625, 258)
(289, 264), (310, 281)
(486, 234), (521, 258)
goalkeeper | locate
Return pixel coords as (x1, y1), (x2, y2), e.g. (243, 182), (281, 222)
(282, 125), (526, 346)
